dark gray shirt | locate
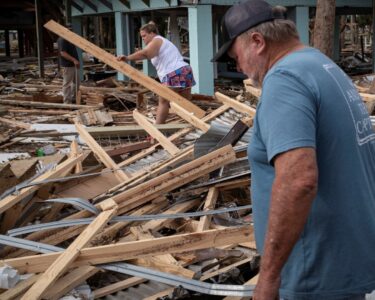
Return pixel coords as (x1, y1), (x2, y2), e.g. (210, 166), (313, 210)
(58, 37), (78, 67)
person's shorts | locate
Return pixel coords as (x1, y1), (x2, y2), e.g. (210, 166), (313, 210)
(161, 65), (196, 88)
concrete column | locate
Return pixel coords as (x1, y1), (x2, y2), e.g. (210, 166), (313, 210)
(35, 0), (44, 77)
(141, 16), (157, 78)
(188, 5), (214, 95)
(18, 30), (24, 58)
(72, 17), (83, 80)
(115, 12), (130, 81)
(333, 15), (341, 62)
(4, 30), (10, 57)
(290, 6), (310, 46)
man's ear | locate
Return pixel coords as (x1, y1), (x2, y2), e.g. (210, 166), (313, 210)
(251, 32), (266, 55)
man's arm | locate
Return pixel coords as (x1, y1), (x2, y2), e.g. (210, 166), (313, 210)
(254, 147), (318, 300)
(60, 51), (80, 68)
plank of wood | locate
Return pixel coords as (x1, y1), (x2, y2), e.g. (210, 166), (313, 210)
(117, 104), (229, 169)
(75, 123), (129, 182)
(69, 139), (83, 173)
(112, 145), (236, 215)
(170, 102), (210, 132)
(133, 109), (180, 156)
(197, 187), (219, 232)
(215, 92), (256, 117)
(21, 206), (117, 299)
(44, 20), (205, 119)
(243, 79), (261, 98)
(0, 117), (31, 129)
(86, 123), (189, 137)
(0, 153), (87, 215)
(0, 99), (99, 109)
(43, 266), (98, 300)
(0, 274), (41, 300)
(1, 226), (252, 274)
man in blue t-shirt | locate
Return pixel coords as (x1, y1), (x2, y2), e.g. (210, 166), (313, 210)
(213, 1), (375, 299)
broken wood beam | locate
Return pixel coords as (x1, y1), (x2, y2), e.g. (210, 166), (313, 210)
(44, 20), (205, 120)
(1, 226), (252, 274)
(75, 123), (130, 182)
(21, 202), (118, 299)
(133, 109), (180, 156)
(0, 99), (100, 109)
(215, 92), (256, 117)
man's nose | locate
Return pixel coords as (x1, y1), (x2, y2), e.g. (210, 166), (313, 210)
(236, 64), (242, 73)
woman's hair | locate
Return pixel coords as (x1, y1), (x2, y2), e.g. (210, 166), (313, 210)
(239, 6), (299, 44)
(140, 21), (159, 34)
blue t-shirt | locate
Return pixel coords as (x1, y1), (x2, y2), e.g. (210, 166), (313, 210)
(248, 47), (375, 299)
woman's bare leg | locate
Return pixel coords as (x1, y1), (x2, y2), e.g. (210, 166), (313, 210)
(156, 96), (170, 124)
(155, 88), (192, 124)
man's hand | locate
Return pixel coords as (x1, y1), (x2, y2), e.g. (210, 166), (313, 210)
(253, 275), (280, 300)
(116, 55), (127, 62)
(73, 59), (80, 68)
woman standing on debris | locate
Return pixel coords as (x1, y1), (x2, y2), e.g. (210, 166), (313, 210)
(116, 21), (196, 124)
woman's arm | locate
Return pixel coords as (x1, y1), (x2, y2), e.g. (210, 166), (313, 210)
(117, 38), (162, 62)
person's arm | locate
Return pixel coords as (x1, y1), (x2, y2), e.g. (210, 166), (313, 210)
(253, 147), (318, 300)
(60, 51), (80, 68)
(117, 38), (162, 62)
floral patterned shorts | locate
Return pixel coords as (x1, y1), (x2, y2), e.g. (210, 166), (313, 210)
(161, 65), (196, 88)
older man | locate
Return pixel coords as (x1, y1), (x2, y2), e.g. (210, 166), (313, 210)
(213, 1), (375, 299)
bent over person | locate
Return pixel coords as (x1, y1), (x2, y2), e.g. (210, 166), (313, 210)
(58, 24), (80, 104)
(117, 22), (195, 124)
(212, 0), (375, 299)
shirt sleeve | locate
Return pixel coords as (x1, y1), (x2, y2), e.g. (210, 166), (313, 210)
(258, 70), (318, 163)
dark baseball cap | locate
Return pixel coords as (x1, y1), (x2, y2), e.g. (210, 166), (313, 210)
(212, 0), (284, 62)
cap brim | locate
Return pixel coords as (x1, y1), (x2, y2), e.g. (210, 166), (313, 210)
(211, 39), (234, 63)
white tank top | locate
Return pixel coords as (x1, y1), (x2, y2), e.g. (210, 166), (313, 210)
(150, 36), (188, 81)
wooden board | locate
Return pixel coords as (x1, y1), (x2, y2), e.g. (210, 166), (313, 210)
(44, 20), (205, 119)
(215, 92), (256, 117)
(1, 226), (252, 274)
(75, 123), (129, 182)
(133, 109), (180, 156)
(21, 206), (117, 299)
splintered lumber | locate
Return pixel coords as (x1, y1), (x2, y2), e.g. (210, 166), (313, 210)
(0, 99), (99, 109)
(133, 109), (180, 156)
(243, 79), (261, 98)
(0, 274), (42, 300)
(170, 102), (210, 132)
(0, 226), (252, 274)
(215, 92), (256, 117)
(117, 104), (229, 169)
(75, 123), (130, 182)
(87, 123), (189, 137)
(44, 20), (205, 120)
(69, 139), (83, 173)
(197, 187), (219, 232)
(44, 266), (98, 300)
(21, 202), (118, 300)
(0, 153), (87, 215)
(0, 117), (31, 130)
(111, 145), (236, 215)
